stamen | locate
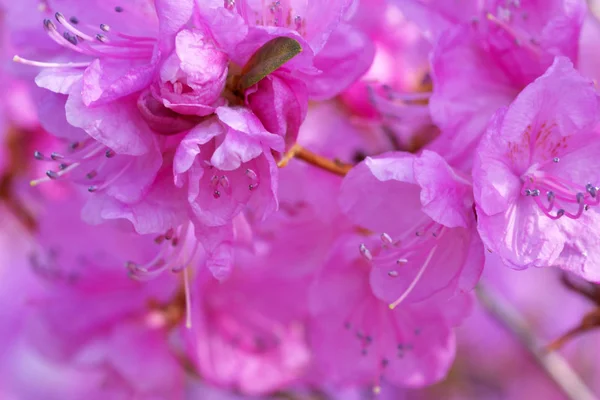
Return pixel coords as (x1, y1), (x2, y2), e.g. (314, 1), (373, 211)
(485, 12), (541, 56)
(183, 266), (192, 329)
(245, 168), (258, 180)
(96, 34), (109, 43)
(523, 173), (600, 220)
(30, 162), (81, 186)
(219, 176), (230, 189)
(586, 183), (597, 198)
(389, 245), (439, 310)
(43, 19), (87, 54)
(63, 32), (78, 45)
(55, 12), (96, 41)
(171, 240), (200, 273)
(128, 225), (195, 280)
(88, 161), (132, 192)
(359, 243), (373, 261)
(380, 233), (393, 246)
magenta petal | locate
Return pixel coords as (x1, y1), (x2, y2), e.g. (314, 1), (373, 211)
(154, 0), (194, 50)
(174, 118), (225, 176)
(35, 69), (82, 95)
(309, 240), (466, 388)
(66, 82), (154, 156)
(105, 141), (163, 203)
(82, 59), (156, 106)
(35, 89), (87, 142)
(429, 24), (519, 159)
(477, 198), (564, 269)
(308, 23), (375, 101)
(82, 171), (188, 235)
(303, 0), (355, 53)
(194, 223), (235, 280)
(369, 226), (482, 304)
(211, 130), (265, 171)
(340, 153), (426, 237)
(246, 74), (308, 148)
(197, 6), (249, 57)
(472, 108), (522, 216)
(556, 210), (600, 282)
(216, 106), (285, 151)
(414, 150), (473, 228)
(501, 57), (599, 144)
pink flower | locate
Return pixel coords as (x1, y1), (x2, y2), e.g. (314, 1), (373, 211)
(341, 1), (439, 153)
(23, 2), (285, 276)
(172, 106), (283, 278)
(153, 28), (228, 116)
(201, 0), (375, 146)
(308, 235), (472, 390)
(340, 150), (483, 307)
(185, 264), (311, 395)
(20, 0), (202, 230)
(7, 194), (187, 399)
(424, 0), (586, 168)
(473, 57), (600, 280)
(174, 107), (283, 226)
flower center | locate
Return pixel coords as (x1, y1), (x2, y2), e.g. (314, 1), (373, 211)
(359, 221), (445, 309)
(126, 223), (201, 280)
(484, 3), (542, 57)
(208, 166), (260, 199)
(232, 0), (305, 33)
(521, 159), (600, 220)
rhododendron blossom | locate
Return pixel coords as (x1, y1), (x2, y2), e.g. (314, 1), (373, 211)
(340, 150), (483, 308)
(474, 56), (600, 280)
(3, 0), (600, 398)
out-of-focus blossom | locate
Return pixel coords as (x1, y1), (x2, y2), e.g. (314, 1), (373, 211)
(2, 0), (600, 399)
(308, 235), (472, 391)
(6, 194), (187, 399)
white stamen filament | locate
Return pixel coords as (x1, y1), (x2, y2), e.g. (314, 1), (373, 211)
(389, 244), (439, 310)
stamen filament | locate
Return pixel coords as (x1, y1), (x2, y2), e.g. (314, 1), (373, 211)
(183, 266), (192, 329)
(55, 12), (96, 41)
(13, 55), (90, 68)
(389, 244), (439, 310)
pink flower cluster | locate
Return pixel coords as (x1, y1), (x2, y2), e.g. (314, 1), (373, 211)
(1, 0), (600, 398)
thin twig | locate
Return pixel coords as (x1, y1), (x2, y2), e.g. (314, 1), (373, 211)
(476, 284), (598, 400)
(277, 144), (352, 176)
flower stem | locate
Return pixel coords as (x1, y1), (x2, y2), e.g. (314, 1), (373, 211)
(277, 144), (352, 177)
(476, 283), (597, 400)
